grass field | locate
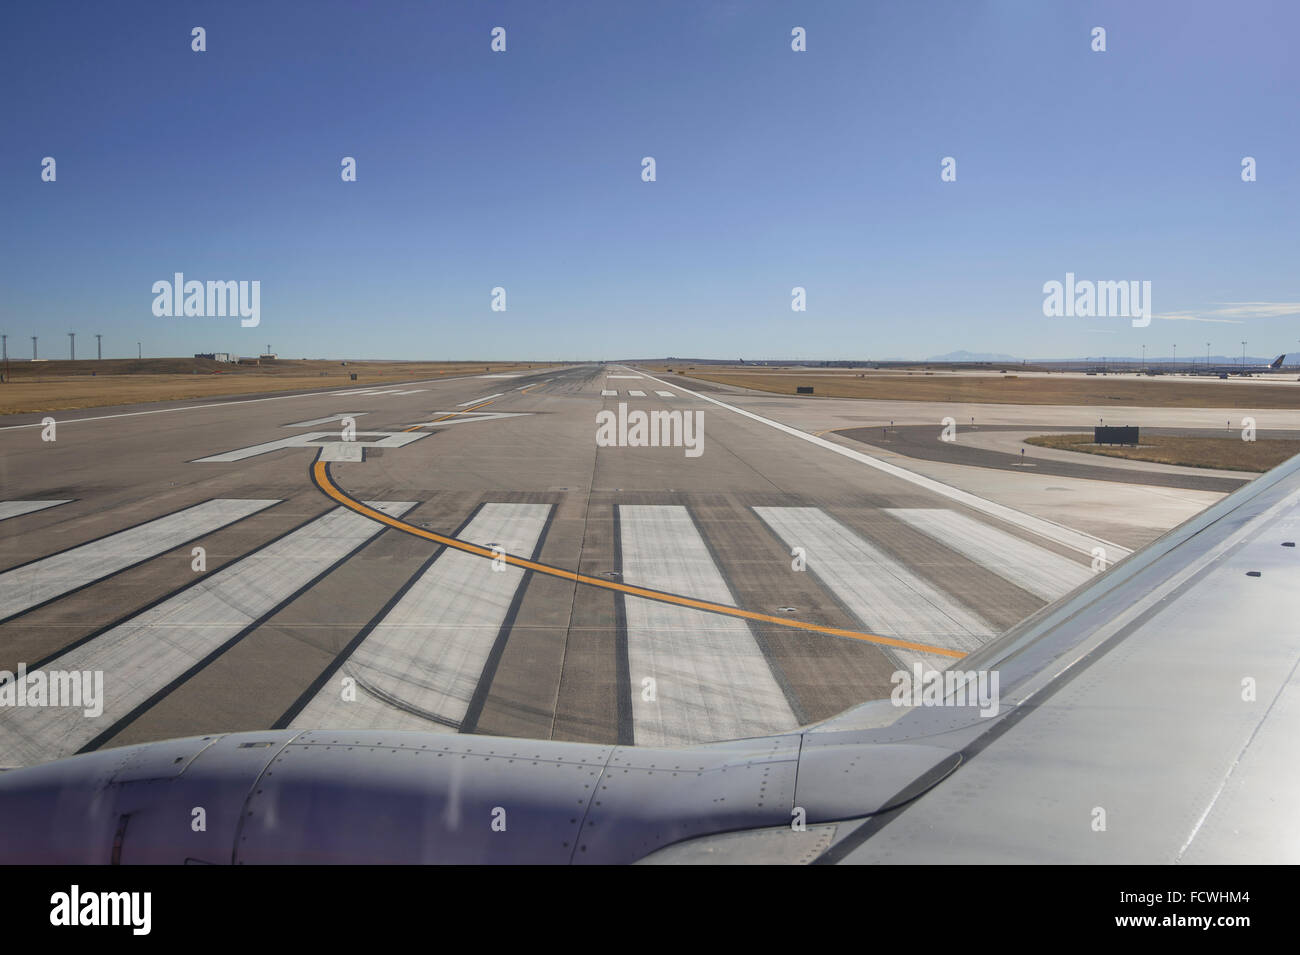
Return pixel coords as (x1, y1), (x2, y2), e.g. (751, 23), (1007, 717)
(646, 365), (1300, 409)
(1025, 433), (1300, 472)
(0, 359), (555, 414)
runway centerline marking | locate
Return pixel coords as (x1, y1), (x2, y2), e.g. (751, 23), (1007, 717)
(310, 457), (965, 658)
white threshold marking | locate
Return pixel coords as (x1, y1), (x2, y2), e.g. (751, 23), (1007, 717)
(753, 506), (995, 675)
(601, 390), (617, 397)
(0, 499), (280, 621)
(633, 369), (1130, 560)
(0, 502), (416, 765)
(886, 508), (1092, 603)
(607, 375), (642, 379)
(620, 504), (797, 746)
(654, 391), (675, 398)
(0, 500), (72, 522)
(627, 390), (647, 397)
(290, 503), (552, 732)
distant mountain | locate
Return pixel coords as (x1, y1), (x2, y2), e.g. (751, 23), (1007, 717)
(925, 350), (1021, 362)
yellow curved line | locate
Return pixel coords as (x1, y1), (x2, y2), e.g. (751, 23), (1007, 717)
(402, 397), (499, 432)
(311, 458), (966, 659)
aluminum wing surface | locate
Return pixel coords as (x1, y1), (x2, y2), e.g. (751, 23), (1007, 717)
(1, 455), (1298, 864)
(804, 449), (1300, 864)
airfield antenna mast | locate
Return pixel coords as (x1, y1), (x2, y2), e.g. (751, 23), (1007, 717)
(1242, 341), (1247, 372)
(68, 332), (75, 361)
(137, 341), (141, 359)
(32, 336), (37, 360)
(95, 334), (102, 360)
(1172, 343), (1176, 374)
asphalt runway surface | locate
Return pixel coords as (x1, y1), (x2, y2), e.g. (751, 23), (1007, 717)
(0, 363), (1185, 766)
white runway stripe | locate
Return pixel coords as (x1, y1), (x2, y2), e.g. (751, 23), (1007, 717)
(0, 502), (416, 766)
(620, 504), (797, 746)
(459, 393), (504, 406)
(886, 508), (1092, 602)
(753, 506), (995, 672)
(628, 390), (647, 397)
(192, 431), (427, 463)
(0, 499), (280, 622)
(318, 443), (365, 462)
(0, 501), (71, 522)
(290, 503), (552, 732)
(601, 390), (617, 397)
(654, 390), (675, 398)
(283, 413), (366, 427)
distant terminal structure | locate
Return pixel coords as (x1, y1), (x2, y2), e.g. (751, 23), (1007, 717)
(195, 352), (234, 362)
(259, 353), (277, 360)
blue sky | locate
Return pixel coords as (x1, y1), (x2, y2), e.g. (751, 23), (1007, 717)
(2, 0), (1298, 361)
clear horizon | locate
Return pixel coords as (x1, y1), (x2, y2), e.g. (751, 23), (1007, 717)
(4, 1), (1298, 361)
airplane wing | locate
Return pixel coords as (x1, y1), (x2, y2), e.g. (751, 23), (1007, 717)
(2, 453), (1299, 864)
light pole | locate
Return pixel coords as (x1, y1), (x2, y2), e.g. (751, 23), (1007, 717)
(1172, 343), (1176, 374)
(1242, 341), (1247, 373)
(1141, 344), (1146, 374)
(137, 341), (141, 359)
(32, 336), (37, 360)
(68, 332), (75, 361)
(95, 334), (102, 359)
(1206, 342), (1211, 374)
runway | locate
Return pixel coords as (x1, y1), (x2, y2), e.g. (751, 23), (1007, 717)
(0, 363), (1247, 765)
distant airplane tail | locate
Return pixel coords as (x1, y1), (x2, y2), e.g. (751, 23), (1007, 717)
(1270, 354), (1286, 369)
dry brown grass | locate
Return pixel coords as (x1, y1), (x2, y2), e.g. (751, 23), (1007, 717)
(645, 365), (1300, 409)
(0, 359), (554, 414)
(1025, 433), (1300, 472)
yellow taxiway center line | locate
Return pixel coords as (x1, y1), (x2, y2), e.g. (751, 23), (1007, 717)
(311, 458), (966, 658)
(402, 396), (501, 433)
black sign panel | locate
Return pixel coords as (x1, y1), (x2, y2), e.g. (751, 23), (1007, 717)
(1095, 426), (1138, 445)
